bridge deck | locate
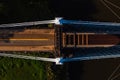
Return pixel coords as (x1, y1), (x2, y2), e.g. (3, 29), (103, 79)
(62, 33), (120, 48)
(0, 28), (55, 52)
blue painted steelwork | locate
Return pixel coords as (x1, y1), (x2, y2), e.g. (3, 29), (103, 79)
(59, 46), (120, 63)
(59, 19), (120, 27)
(59, 53), (120, 63)
(58, 19), (120, 63)
(59, 19), (120, 33)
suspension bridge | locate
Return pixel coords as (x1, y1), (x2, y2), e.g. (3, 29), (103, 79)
(0, 17), (120, 65)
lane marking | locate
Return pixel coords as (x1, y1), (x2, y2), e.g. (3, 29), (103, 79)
(0, 38), (49, 41)
(86, 34), (89, 45)
(74, 33), (76, 46)
(62, 33), (66, 47)
(78, 34), (80, 45)
(82, 34), (84, 45)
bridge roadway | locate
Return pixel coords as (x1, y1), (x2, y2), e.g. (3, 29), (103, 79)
(62, 32), (120, 48)
(0, 28), (55, 52)
(0, 27), (120, 52)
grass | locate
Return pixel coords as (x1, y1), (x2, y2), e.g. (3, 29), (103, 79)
(0, 57), (48, 80)
(0, 50), (66, 80)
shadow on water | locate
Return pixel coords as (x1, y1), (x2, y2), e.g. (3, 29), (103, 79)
(49, 0), (97, 20)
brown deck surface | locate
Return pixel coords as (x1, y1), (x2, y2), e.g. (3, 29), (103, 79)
(88, 34), (120, 45)
(62, 33), (120, 47)
(0, 29), (55, 51)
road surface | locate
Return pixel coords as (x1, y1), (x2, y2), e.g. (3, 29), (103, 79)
(0, 29), (55, 51)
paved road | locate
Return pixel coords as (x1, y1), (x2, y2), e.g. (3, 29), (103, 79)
(0, 29), (55, 51)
